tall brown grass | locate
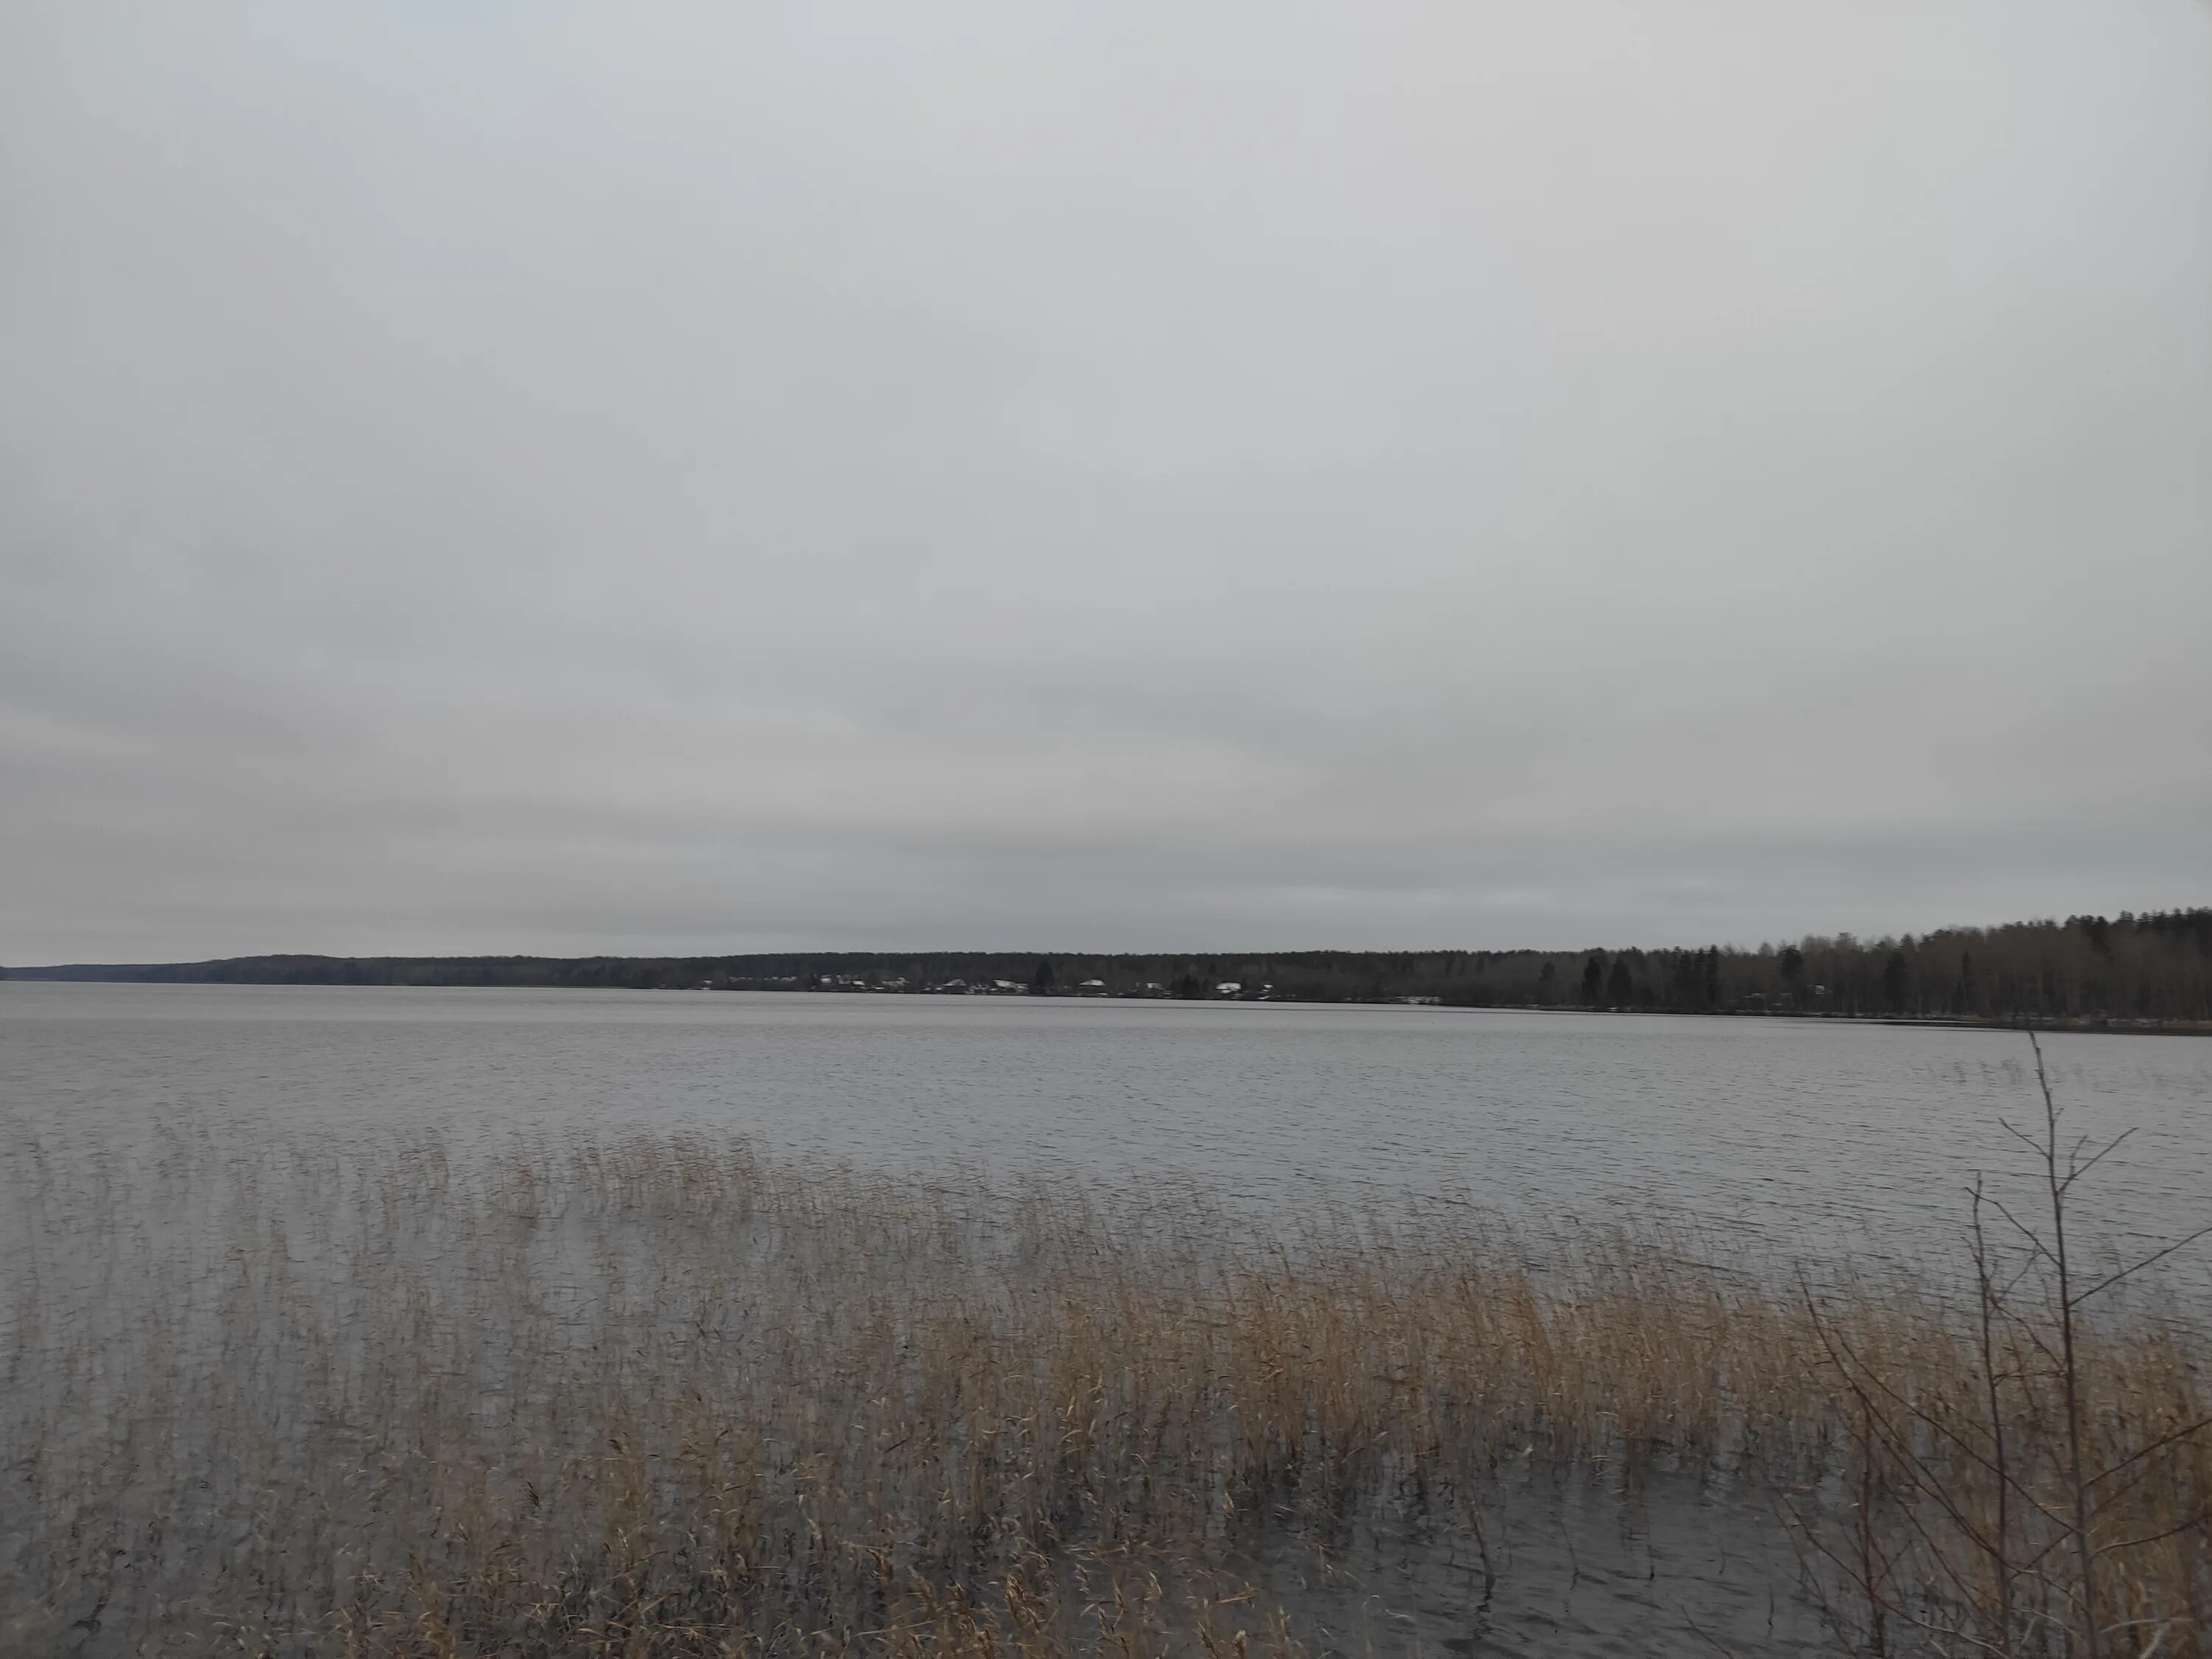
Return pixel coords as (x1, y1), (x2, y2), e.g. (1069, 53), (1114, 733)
(1, 1111), (2205, 1655)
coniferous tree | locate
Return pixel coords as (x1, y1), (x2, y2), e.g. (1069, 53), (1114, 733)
(1581, 953), (1606, 1006)
(1778, 945), (1805, 1005)
(1605, 956), (1634, 1006)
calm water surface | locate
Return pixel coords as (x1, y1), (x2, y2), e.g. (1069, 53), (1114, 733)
(7, 980), (2209, 1285)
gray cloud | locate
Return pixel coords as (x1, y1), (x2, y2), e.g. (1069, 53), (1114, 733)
(4, 0), (2208, 961)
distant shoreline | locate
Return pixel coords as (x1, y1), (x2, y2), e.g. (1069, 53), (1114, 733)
(12, 906), (2209, 1029)
(8, 956), (2210, 1038)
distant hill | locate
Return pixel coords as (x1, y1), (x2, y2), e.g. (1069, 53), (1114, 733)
(10, 909), (2211, 1028)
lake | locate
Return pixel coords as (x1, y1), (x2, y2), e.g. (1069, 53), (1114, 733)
(7, 978), (2209, 1288)
(7, 978), (2211, 1656)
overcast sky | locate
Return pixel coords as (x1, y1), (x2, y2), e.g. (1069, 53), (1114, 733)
(4, 1), (2208, 963)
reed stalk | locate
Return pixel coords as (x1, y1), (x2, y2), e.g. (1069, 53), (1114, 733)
(1, 1107), (2204, 1656)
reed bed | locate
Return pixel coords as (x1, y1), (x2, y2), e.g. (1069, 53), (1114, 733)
(1, 1116), (2205, 1657)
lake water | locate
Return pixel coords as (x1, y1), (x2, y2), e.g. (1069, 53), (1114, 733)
(7, 979), (2210, 1288)
(6, 980), (2210, 1655)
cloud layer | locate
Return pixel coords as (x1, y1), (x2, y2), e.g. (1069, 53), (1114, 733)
(4, 0), (2208, 960)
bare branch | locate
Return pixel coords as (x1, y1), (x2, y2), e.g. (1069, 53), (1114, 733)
(2069, 1222), (2212, 1310)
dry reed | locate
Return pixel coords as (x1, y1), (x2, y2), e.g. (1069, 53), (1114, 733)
(1, 1113), (2204, 1657)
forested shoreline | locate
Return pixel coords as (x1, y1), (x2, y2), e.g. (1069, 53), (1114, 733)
(10, 907), (2211, 1027)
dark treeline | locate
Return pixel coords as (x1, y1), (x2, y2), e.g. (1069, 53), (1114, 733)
(10, 908), (2211, 1026)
